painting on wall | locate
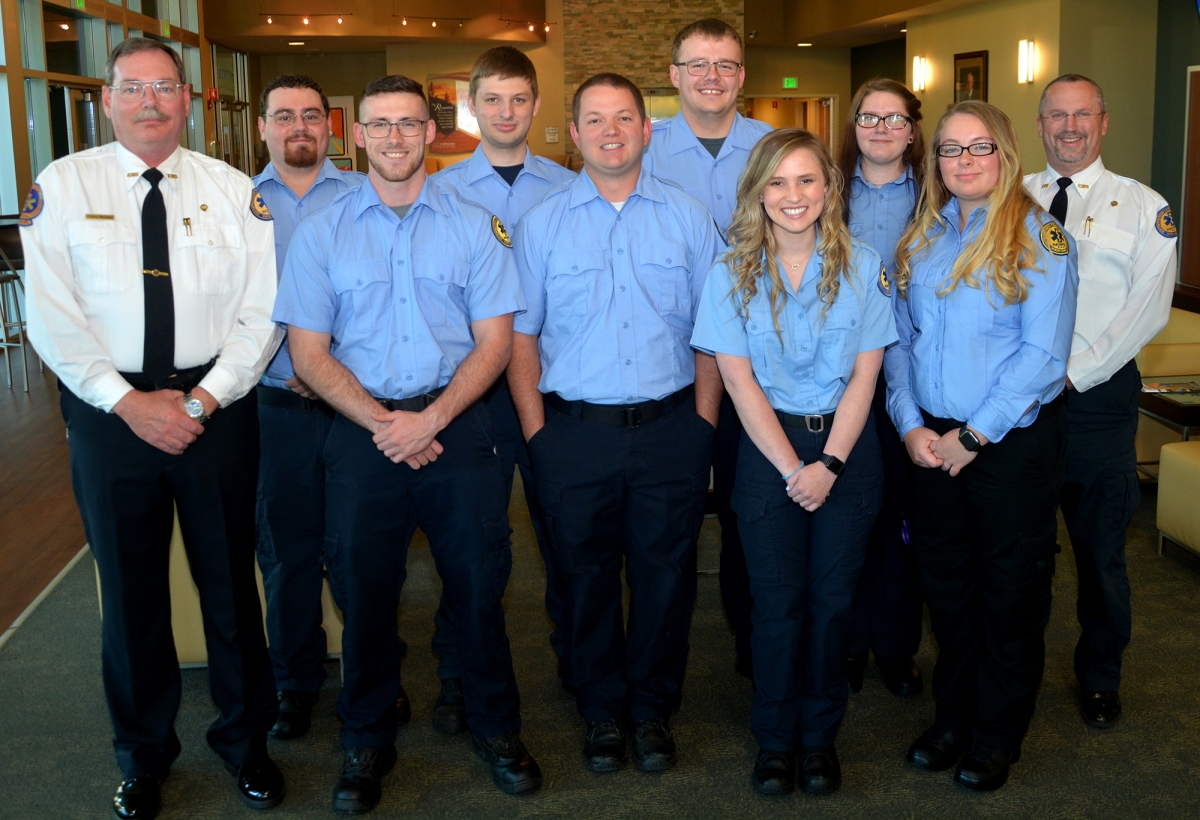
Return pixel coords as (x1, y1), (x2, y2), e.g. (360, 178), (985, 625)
(427, 74), (481, 154)
(954, 51), (988, 103)
(326, 95), (356, 172)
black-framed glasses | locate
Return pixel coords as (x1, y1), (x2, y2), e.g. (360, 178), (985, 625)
(855, 113), (911, 130)
(110, 80), (185, 100)
(935, 142), (998, 158)
(673, 59), (741, 76)
(266, 110), (326, 127)
(360, 119), (428, 138)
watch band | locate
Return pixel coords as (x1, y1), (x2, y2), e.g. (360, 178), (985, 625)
(818, 453), (844, 477)
(183, 393), (210, 424)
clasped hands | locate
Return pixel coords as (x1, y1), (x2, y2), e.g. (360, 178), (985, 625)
(903, 425), (987, 477)
(783, 462), (836, 512)
(371, 406), (444, 469)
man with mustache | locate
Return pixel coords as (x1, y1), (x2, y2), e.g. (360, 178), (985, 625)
(22, 38), (284, 819)
(1025, 74), (1178, 729)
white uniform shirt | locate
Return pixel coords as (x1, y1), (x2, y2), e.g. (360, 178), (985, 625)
(1024, 158), (1177, 393)
(23, 142), (282, 412)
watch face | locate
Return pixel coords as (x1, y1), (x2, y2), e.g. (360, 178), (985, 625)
(184, 397), (204, 418)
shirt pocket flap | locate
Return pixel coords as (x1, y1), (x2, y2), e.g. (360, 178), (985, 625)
(547, 250), (602, 277)
(330, 261), (390, 293)
(634, 243), (687, 269)
(1083, 224), (1135, 256)
(414, 258), (470, 287)
(67, 220), (138, 247)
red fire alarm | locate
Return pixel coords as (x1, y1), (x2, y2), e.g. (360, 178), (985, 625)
(207, 87), (218, 109)
(772, 100), (779, 109)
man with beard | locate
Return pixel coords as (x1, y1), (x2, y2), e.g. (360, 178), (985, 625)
(1025, 74), (1177, 729)
(251, 75), (378, 742)
(275, 75), (539, 814)
(428, 46), (575, 734)
(23, 38), (283, 819)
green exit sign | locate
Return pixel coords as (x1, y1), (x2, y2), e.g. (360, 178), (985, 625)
(783, 77), (798, 89)
(75, 0), (84, 8)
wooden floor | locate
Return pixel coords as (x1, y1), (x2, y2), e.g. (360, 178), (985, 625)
(0, 355), (87, 632)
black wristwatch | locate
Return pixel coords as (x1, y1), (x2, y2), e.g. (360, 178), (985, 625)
(818, 453), (845, 477)
(958, 426), (982, 452)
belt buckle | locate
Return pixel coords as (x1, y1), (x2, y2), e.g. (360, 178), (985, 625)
(621, 406), (642, 429)
(804, 414), (825, 433)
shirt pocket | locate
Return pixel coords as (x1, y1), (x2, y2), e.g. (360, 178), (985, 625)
(818, 299), (861, 378)
(329, 261), (390, 336)
(177, 224), (243, 295)
(67, 220), (139, 295)
(635, 243), (691, 316)
(546, 250), (602, 318)
(413, 259), (470, 327)
(1077, 224), (1134, 305)
(745, 302), (784, 381)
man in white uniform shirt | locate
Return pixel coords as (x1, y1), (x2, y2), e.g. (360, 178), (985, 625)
(22, 38), (283, 820)
(1025, 74), (1177, 729)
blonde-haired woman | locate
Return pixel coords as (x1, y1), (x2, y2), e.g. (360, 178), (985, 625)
(692, 129), (897, 796)
(885, 100), (1078, 791)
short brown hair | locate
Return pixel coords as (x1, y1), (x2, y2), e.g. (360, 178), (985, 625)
(671, 18), (743, 64)
(359, 75), (428, 120)
(106, 37), (186, 86)
(259, 74), (330, 118)
(571, 73), (645, 126)
(470, 47), (538, 101)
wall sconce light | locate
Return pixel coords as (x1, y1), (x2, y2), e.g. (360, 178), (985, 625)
(402, 16), (407, 25)
(302, 16), (309, 24)
(431, 19), (436, 26)
(266, 16), (272, 23)
(1018, 39), (1036, 83)
(337, 16), (342, 24)
(544, 23), (549, 32)
(912, 56), (928, 91)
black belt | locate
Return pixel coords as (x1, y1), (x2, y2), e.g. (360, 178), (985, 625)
(374, 386), (446, 412)
(119, 359), (215, 393)
(256, 384), (333, 415)
(544, 385), (693, 429)
(777, 409), (837, 433)
(919, 392), (1065, 434)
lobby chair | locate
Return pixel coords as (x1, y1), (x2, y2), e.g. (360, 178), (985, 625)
(1157, 440), (1200, 559)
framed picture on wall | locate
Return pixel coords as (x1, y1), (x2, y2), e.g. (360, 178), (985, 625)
(954, 52), (988, 103)
(326, 95), (356, 172)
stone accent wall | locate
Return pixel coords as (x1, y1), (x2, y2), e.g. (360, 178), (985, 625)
(562, 1), (744, 153)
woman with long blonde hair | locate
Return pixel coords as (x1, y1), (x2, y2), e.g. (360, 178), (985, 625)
(692, 128), (897, 796)
(885, 101), (1078, 791)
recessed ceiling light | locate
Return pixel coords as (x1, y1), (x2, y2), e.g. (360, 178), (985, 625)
(797, 43), (812, 47)
(900, 28), (908, 32)
(289, 41), (305, 45)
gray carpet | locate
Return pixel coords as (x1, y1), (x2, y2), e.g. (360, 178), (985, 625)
(2, 477), (1200, 819)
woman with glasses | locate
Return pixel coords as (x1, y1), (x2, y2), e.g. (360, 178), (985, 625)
(692, 129), (897, 796)
(836, 79), (927, 699)
(886, 100), (1077, 791)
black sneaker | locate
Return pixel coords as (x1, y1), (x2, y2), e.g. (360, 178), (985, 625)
(582, 719), (627, 773)
(633, 718), (677, 772)
(331, 746), (397, 815)
(471, 733), (543, 795)
(432, 677), (466, 735)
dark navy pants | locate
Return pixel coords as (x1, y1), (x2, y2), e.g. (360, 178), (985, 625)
(1061, 360), (1139, 692)
(713, 393), (753, 667)
(432, 379), (565, 678)
(530, 394), (713, 724)
(733, 413), (881, 751)
(910, 397), (1067, 750)
(323, 403), (521, 747)
(63, 388), (276, 779)
(256, 388), (334, 694)
(850, 376), (923, 661)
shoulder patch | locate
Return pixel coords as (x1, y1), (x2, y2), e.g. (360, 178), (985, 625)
(877, 263), (892, 297)
(491, 215), (512, 248)
(18, 184), (43, 227)
(1156, 205), (1177, 238)
(1039, 221), (1069, 256)
(250, 188), (273, 221)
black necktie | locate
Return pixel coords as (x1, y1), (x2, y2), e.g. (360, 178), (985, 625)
(1049, 176), (1072, 224)
(141, 168), (175, 385)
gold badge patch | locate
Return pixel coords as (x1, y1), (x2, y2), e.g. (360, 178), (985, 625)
(18, 184), (43, 227)
(250, 188), (273, 221)
(1157, 205), (1177, 238)
(877, 263), (892, 297)
(1039, 221), (1069, 256)
(491, 215), (512, 248)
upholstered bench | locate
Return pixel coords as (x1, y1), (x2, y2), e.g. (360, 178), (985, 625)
(1157, 440), (1200, 558)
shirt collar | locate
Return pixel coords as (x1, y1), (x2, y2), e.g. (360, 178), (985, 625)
(463, 144), (546, 185)
(568, 167), (668, 209)
(352, 175), (446, 221)
(939, 196), (989, 234)
(665, 111), (756, 157)
(854, 160), (914, 187)
(257, 158), (346, 191)
(1045, 156), (1105, 196)
(118, 142), (183, 191)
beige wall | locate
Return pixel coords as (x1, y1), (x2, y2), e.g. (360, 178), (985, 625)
(906, 0), (1061, 171)
(744, 46), (853, 123)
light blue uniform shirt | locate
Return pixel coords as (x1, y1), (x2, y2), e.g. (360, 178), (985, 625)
(513, 169), (724, 404)
(884, 200), (1079, 443)
(431, 145), (576, 229)
(274, 178), (524, 401)
(253, 158), (366, 388)
(691, 240), (898, 415)
(642, 112), (773, 235)
(847, 162), (917, 276)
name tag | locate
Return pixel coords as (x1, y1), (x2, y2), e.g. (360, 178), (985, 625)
(85, 214), (115, 220)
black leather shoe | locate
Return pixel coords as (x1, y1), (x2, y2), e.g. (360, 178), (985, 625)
(1081, 690), (1121, 728)
(113, 776), (161, 820)
(396, 684), (411, 726)
(633, 719), (677, 772)
(332, 746), (397, 815)
(224, 758), (285, 810)
(876, 655), (923, 697)
(800, 746), (841, 794)
(271, 689), (319, 740)
(583, 719), (627, 772)
(907, 724), (970, 771)
(433, 677), (466, 735)
(846, 653), (867, 693)
(954, 742), (1020, 791)
(752, 749), (795, 795)
(472, 733), (543, 795)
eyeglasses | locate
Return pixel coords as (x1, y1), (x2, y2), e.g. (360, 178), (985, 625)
(1040, 111), (1102, 123)
(360, 119), (428, 138)
(266, 110), (326, 127)
(855, 113), (911, 130)
(673, 59), (742, 76)
(110, 80), (185, 101)
(935, 142), (998, 158)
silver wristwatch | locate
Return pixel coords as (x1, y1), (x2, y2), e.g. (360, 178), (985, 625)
(182, 393), (209, 424)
